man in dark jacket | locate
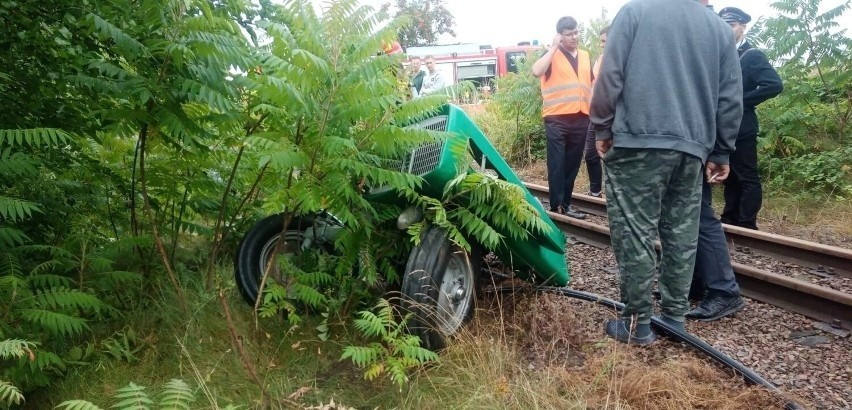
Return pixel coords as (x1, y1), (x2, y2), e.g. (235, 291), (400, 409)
(591, 0), (742, 345)
(718, 7), (783, 230)
(408, 56), (426, 96)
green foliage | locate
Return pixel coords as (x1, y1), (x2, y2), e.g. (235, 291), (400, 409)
(0, 238), (140, 394)
(388, 0), (457, 48)
(581, 8), (611, 60)
(753, 0), (851, 143)
(0, 381), (24, 408)
(413, 171), (552, 252)
(484, 56), (546, 166)
(246, 0), (455, 326)
(746, 0), (852, 199)
(0, 128), (70, 147)
(0, 339), (35, 407)
(57, 379), (195, 410)
(341, 299), (438, 388)
(763, 146), (852, 198)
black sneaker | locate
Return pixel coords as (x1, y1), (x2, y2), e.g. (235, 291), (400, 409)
(565, 206), (586, 219)
(587, 191), (602, 198)
(550, 205), (587, 220)
(686, 295), (745, 322)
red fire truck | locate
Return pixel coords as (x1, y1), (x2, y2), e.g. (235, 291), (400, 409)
(406, 43), (543, 88)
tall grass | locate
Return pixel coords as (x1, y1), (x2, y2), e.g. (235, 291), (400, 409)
(26, 270), (790, 409)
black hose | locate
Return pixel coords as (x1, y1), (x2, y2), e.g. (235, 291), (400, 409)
(494, 285), (804, 410)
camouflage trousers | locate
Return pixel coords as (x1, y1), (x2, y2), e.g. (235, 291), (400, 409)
(603, 147), (703, 324)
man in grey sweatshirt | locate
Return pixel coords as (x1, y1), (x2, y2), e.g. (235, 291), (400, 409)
(590, 0), (743, 345)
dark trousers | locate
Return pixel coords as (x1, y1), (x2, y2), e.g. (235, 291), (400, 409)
(544, 114), (589, 210)
(722, 137), (762, 230)
(584, 125), (602, 194)
(693, 180), (741, 299)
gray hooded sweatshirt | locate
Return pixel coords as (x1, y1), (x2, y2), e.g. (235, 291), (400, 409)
(590, 0), (743, 165)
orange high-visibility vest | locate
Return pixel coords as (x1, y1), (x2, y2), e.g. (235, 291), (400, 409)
(540, 49), (592, 117)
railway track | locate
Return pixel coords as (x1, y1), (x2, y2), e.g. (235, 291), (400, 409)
(522, 182), (852, 330)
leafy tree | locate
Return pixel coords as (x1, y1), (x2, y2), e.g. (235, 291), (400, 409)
(748, 0), (852, 197)
(386, 0), (457, 48)
(753, 0), (852, 143)
(489, 57), (544, 166)
(582, 7), (611, 60)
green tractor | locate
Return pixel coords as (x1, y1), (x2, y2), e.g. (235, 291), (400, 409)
(234, 104), (568, 350)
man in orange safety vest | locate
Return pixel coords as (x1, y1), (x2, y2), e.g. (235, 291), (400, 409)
(532, 16), (594, 220)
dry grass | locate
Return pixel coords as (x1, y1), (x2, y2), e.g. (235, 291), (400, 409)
(403, 290), (789, 409)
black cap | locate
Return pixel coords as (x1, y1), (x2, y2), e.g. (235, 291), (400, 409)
(719, 7), (751, 24)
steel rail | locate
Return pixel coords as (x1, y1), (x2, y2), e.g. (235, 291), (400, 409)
(524, 182), (852, 278)
(546, 210), (852, 330)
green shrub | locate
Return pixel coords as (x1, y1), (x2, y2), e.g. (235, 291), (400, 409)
(763, 146), (852, 198)
(476, 57), (546, 166)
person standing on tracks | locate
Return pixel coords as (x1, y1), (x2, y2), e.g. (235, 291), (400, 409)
(582, 26), (609, 198)
(590, 0), (743, 344)
(531, 16), (594, 220)
(717, 7), (784, 230)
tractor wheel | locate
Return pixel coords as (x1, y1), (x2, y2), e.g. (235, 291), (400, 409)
(401, 226), (480, 350)
(234, 213), (318, 305)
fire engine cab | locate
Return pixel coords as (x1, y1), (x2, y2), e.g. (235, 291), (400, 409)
(406, 43), (542, 89)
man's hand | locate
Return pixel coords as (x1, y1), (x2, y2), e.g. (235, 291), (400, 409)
(705, 162), (730, 184)
(551, 34), (563, 49)
(596, 139), (613, 159)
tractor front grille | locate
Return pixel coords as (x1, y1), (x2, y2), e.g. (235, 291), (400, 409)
(388, 115), (448, 176)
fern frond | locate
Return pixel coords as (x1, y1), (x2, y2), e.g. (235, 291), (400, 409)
(179, 78), (236, 112)
(353, 310), (386, 338)
(33, 287), (114, 316)
(0, 195), (42, 222)
(31, 350), (65, 371)
(87, 60), (130, 80)
(340, 345), (380, 368)
(86, 13), (147, 58)
(0, 339), (37, 360)
(28, 273), (75, 289)
(0, 149), (39, 177)
(0, 128), (69, 147)
(386, 358), (409, 387)
(290, 283), (327, 308)
(157, 379), (195, 410)
(56, 399), (104, 410)
(112, 382), (154, 409)
(0, 268), (28, 301)
(448, 207), (503, 250)
(364, 362), (385, 381)
(0, 380), (24, 407)
(92, 271), (143, 286)
(19, 309), (89, 337)
(0, 227), (28, 248)
(68, 74), (120, 94)
(395, 341), (439, 364)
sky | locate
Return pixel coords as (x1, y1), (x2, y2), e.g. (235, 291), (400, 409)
(310, 0), (852, 48)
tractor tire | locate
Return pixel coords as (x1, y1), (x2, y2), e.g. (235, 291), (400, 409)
(234, 213), (317, 305)
(401, 226), (481, 351)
